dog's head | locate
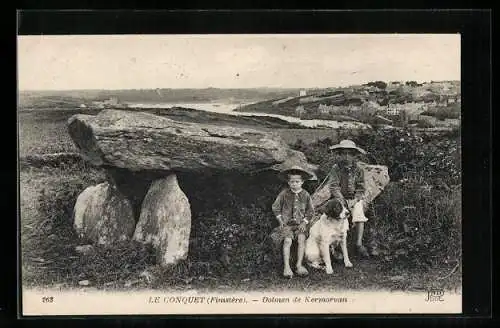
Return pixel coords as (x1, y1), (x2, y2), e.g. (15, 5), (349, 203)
(323, 198), (350, 221)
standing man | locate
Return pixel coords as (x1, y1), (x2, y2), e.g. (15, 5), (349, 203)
(327, 139), (372, 258)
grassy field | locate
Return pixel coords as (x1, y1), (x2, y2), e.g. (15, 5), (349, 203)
(18, 110), (79, 156)
(19, 108), (461, 293)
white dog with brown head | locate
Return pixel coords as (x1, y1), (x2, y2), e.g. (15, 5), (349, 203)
(305, 198), (353, 274)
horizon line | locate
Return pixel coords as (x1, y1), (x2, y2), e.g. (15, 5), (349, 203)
(18, 80), (460, 93)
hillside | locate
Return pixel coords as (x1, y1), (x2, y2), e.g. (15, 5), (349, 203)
(236, 81), (461, 128)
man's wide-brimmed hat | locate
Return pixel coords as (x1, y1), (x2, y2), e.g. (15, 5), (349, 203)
(280, 165), (316, 181)
(328, 139), (367, 154)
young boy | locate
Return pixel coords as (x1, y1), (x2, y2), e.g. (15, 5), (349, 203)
(327, 139), (371, 257)
(272, 166), (315, 278)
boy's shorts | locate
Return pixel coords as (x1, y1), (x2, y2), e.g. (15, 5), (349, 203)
(281, 224), (308, 240)
(270, 223), (308, 246)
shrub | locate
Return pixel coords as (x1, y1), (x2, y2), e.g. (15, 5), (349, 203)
(332, 127), (461, 186)
(67, 240), (155, 286)
(421, 104), (461, 120)
(189, 205), (278, 276)
(370, 182), (461, 269)
(290, 136), (337, 179)
(416, 119), (435, 128)
(405, 81), (419, 87)
(366, 81), (388, 90)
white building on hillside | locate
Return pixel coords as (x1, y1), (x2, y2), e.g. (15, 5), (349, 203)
(318, 104), (334, 114)
(295, 105), (306, 117)
(299, 90), (307, 97)
(386, 103), (402, 116)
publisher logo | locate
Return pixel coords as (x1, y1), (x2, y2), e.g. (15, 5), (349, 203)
(425, 288), (445, 302)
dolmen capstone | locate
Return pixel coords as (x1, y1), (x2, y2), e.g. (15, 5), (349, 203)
(68, 109), (318, 266)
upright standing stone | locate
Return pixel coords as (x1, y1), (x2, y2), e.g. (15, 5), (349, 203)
(73, 182), (136, 245)
(133, 174), (191, 266)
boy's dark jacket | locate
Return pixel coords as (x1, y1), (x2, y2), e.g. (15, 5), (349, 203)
(272, 188), (314, 225)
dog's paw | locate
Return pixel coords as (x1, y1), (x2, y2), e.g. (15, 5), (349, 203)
(344, 261), (353, 268)
(325, 267), (334, 275)
(296, 266), (309, 276)
(309, 261), (323, 269)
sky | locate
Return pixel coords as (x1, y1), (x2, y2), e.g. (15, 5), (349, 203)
(17, 34), (460, 91)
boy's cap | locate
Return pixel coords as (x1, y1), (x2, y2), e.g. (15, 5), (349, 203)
(280, 165), (316, 181)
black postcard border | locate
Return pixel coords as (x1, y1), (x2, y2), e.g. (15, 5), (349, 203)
(8, 9), (493, 325)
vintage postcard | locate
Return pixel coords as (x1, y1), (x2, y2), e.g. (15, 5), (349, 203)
(18, 33), (462, 315)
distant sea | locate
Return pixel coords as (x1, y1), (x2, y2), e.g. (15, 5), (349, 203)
(126, 102), (240, 114)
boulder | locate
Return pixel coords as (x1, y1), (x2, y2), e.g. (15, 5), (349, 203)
(67, 109), (310, 173)
(73, 182), (136, 245)
(357, 162), (391, 205)
(133, 174), (191, 266)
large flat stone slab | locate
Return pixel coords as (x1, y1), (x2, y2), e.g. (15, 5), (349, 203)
(68, 109), (310, 173)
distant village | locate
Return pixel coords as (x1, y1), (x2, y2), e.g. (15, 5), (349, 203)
(285, 80), (461, 128)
